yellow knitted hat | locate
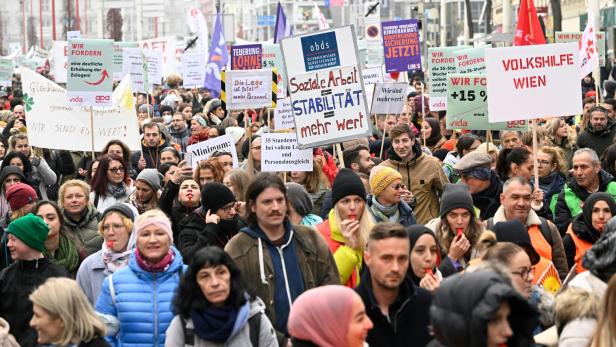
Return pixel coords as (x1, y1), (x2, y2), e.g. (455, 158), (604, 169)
(369, 166), (402, 197)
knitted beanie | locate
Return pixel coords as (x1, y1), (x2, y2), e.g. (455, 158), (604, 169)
(332, 169), (366, 206)
(492, 220), (541, 265)
(103, 202), (136, 222)
(201, 182), (236, 213)
(439, 183), (475, 216)
(136, 168), (163, 192)
(6, 182), (37, 211)
(6, 213), (49, 252)
(135, 211), (174, 243)
(285, 182), (314, 216)
(369, 166), (402, 197)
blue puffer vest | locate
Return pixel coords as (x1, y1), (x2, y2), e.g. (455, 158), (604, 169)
(95, 247), (184, 347)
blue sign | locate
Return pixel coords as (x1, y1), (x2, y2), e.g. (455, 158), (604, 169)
(300, 31), (340, 72)
(257, 15), (276, 27)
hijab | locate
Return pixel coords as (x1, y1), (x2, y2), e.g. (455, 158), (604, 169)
(407, 225), (439, 286)
(581, 192), (616, 236)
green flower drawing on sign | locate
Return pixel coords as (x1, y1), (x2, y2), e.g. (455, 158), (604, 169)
(23, 93), (34, 112)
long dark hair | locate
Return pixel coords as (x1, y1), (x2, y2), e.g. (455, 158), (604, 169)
(173, 247), (250, 318)
(90, 154), (128, 196)
(601, 144), (616, 178)
(102, 139), (132, 167)
(496, 147), (531, 180)
(244, 173), (287, 226)
(1, 151), (33, 177)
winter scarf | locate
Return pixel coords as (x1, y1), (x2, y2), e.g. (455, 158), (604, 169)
(191, 299), (250, 343)
(43, 232), (80, 273)
(101, 241), (132, 274)
(369, 195), (400, 223)
(107, 182), (127, 199)
(135, 248), (174, 272)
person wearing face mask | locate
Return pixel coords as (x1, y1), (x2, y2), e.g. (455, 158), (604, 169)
(562, 192), (616, 273)
(178, 183), (245, 259)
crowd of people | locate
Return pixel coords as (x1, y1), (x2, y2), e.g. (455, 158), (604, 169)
(1, 68), (616, 347)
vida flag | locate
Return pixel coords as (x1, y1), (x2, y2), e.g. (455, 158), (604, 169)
(514, 0), (546, 46)
(579, 12), (599, 78)
(204, 13), (229, 97)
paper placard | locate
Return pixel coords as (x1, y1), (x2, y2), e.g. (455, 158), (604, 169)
(371, 82), (407, 114)
(555, 31), (606, 67)
(225, 69), (273, 110)
(181, 52), (206, 88)
(122, 47), (146, 93)
(428, 46), (471, 111)
(261, 133), (313, 172)
(231, 44), (263, 70)
(66, 39), (114, 106)
(381, 19), (421, 73)
(0, 59), (13, 87)
(454, 47), (486, 74)
(274, 98), (295, 130)
(185, 134), (239, 169)
(51, 41), (68, 83)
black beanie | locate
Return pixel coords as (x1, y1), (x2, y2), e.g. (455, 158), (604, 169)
(103, 203), (136, 221)
(331, 168), (366, 206)
(492, 220), (540, 265)
(201, 182), (236, 213)
(439, 183), (474, 216)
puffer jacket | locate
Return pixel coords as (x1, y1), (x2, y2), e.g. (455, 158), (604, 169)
(95, 247), (185, 347)
(63, 204), (103, 256)
(379, 142), (449, 224)
(164, 297), (278, 347)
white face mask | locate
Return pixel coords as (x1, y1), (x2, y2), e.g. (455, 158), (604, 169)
(163, 115), (173, 125)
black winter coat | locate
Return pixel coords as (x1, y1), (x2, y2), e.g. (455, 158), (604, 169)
(178, 207), (245, 259)
(355, 270), (433, 347)
(79, 336), (111, 347)
(471, 171), (503, 220)
(158, 180), (198, 241)
(0, 258), (69, 347)
(577, 118), (616, 158)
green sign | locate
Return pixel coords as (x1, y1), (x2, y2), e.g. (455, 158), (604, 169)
(555, 31), (606, 67)
(454, 47), (486, 74)
(0, 59), (13, 87)
(67, 38), (114, 106)
(446, 73), (528, 131)
(427, 45), (471, 111)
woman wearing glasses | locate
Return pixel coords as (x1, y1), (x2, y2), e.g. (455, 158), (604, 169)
(365, 166), (416, 227)
(533, 146), (567, 214)
(90, 154), (134, 212)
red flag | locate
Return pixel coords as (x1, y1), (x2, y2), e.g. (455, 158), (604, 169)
(513, 0), (546, 46)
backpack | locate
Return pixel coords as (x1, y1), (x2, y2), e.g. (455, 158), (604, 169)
(486, 216), (553, 246)
(181, 312), (262, 347)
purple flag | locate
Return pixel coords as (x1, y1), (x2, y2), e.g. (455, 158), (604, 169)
(273, 2), (292, 43)
(204, 13), (228, 97)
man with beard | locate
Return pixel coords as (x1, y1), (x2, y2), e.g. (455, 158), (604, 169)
(355, 223), (432, 347)
(343, 144), (375, 175)
(577, 106), (616, 157)
(225, 173), (339, 346)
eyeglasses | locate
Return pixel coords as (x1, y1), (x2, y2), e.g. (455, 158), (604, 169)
(537, 160), (552, 166)
(102, 223), (125, 231)
(511, 267), (535, 281)
(108, 166), (125, 173)
(391, 184), (406, 190)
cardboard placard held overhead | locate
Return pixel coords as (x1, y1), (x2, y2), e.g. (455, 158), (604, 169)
(0, 58), (13, 87)
(223, 69), (274, 110)
(428, 46), (471, 111)
(455, 47), (486, 74)
(231, 44), (263, 70)
(185, 134), (239, 169)
(122, 47), (147, 93)
(112, 42), (139, 81)
(261, 133), (313, 172)
(371, 82), (407, 114)
(274, 98), (295, 130)
(262, 43), (287, 97)
(485, 43), (582, 122)
(381, 19), (421, 73)
(181, 52), (206, 88)
(280, 26), (371, 148)
(66, 38), (114, 106)
(51, 41), (68, 84)
(361, 66), (383, 107)
(446, 73), (528, 131)
(555, 31), (606, 67)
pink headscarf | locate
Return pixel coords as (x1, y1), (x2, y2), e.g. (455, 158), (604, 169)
(288, 285), (358, 347)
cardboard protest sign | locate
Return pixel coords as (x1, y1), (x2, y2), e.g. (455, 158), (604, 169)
(185, 134), (239, 169)
(556, 31), (606, 67)
(428, 46), (471, 111)
(446, 73), (528, 131)
(261, 133), (313, 172)
(67, 31), (81, 40)
(51, 41), (68, 83)
(361, 66), (383, 108)
(143, 49), (163, 85)
(281, 26), (371, 148)
(485, 43), (582, 122)
(231, 44), (263, 70)
(113, 42), (139, 81)
(0, 59), (13, 87)
(223, 69), (273, 110)
(22, 67), (140, 151)
(181, 52), (206, 88)
(139, 37), (180, 77)
(66, 39), (114, 106)
(262, 43), (286, 97)
(381, 19), (421, 73)
(122, 47), (147, 93)
(371, 82), (407, 114)
(455, 47), (486, 74)
(274, 98), (295, 130)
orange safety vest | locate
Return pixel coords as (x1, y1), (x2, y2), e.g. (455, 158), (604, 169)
(566, 228), (592, 274)
(528, 224), (553, 285)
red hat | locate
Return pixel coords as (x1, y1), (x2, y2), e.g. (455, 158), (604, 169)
(6, 183), (37, 211)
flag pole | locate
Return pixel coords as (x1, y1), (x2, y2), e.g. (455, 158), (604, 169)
(90, 106), (96, 159)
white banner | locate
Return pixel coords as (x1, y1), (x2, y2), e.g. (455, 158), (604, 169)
(138, 37), (180, 77)
(181, 52), (206, 88)
(370, 82), (407, 114)
(185, 134), (239, 169)
(485, 43), (582, 122)
(225, 69), (272, 110)
(21, 68), (140, 151)
(274, 98), (295, 130)
(261, 133), (313, 172)
(51, 41), (68, 83)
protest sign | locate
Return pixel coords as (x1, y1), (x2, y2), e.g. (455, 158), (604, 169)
(66, 39), (114, 107)
(0, 59), (13, 87)
(262, 43), (286, 97)
(122, 47), (147, 93)
(143, 49), (163, 85)
(181, 52), (206, 88)
(281, 26), (371, 148)
(231, 44), (263, 70)
(185, 134), (239, 169)
(112, 42), (139, 81)
(274, 98), (295, 130)
(261, 133), (313, 172)
(485, 43), (582, 122)
(139, 37), (181, 77)
(22, 67), (140, 151)
(371, 82), (407, 114)
(224, 69), (273, 110)
(381, 19), (421, 73)
(51, 41), (68, 83)
(362, 66), (383, 106)
(428, 46), (471, 111)
(446, 73), (528, 131)
(556, 31), (606, 67)
(67, 31), (81, 40)
(455, 47), (486, 74)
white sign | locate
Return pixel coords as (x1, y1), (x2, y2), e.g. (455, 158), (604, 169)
(261, 133), (313, 172)
(21, 67), (141, 151)
(122, 47), (146, 93)
(274, 98), (294, 130)
(51, 41), (68, 83)
(185, 134), (239, 169)
(485, 43), (582, 122)
(67, 31), (81, 40)
(139, 37), (181, 77)
(143, 49), (163, 85)
(225, 69), (272, 110)
(181, 52), (206, 88)
(371, 82), (407, 114)
(362, 66), (383, 106)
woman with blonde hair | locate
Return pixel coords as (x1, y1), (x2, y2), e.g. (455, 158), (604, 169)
(589, 275), (616, 347)
(223, 169), (250, 201)
(59, 179), (102, 256)
(534, 146), (567, 213)
(545, 118), (577, 168)
(289, 160), (330, 215)
(29, 277), (109, 347)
